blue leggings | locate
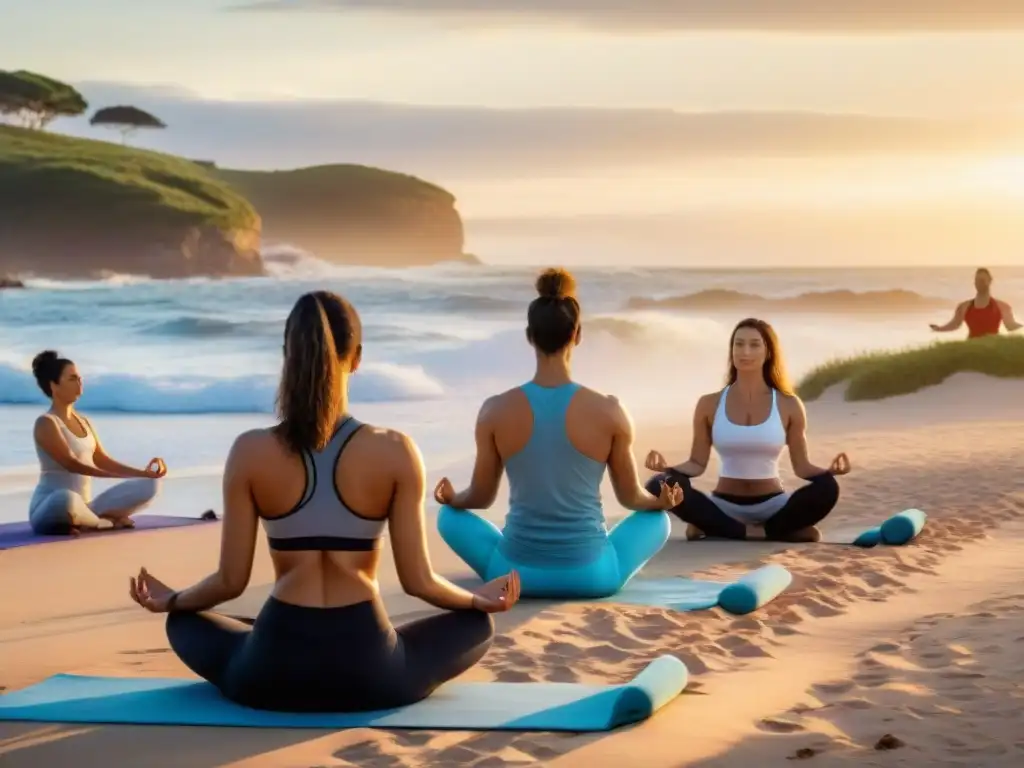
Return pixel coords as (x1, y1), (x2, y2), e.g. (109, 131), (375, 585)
(437, 506), (671, 599)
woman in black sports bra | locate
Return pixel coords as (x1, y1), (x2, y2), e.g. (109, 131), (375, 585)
(128, 291), (520, 713)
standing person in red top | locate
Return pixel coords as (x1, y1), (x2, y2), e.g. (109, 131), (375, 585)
(929, 268), (1021, 339)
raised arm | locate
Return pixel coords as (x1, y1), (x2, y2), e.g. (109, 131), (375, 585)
(388, 432), (480, 611)
(930, 301), (968, 332)
(168, 431), (261, 612)
(998, 300), (1022, 332)
(783, 396), (831, 480)
(669, 394), (715, 478)
(33, 416), (118, 478)
(81, 416), (155, 479)
(445, 396), (504, 511)
(607, 397), (672, 511)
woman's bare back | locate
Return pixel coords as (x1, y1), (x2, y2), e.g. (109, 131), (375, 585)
(241, 424), (406, 608)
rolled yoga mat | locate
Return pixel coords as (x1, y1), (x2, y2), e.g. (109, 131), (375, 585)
(0, 513), (218, 551)
(880, 508), (927, 545)
(717, 564), (793, 615)
(823, 508), (928, 548)
(592, 564), (793, 616)
(0, 655), (688, 732)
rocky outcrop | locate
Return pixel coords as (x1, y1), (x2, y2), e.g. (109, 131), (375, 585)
(0, 275), (25, 288)
(0, 125), (263, 280)
(219, 165), (471, 268)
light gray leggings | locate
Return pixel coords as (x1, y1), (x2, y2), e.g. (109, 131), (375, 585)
(29, 478), (161, 534)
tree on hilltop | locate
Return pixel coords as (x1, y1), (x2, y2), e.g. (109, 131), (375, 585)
(89, 105), (167, 145)
(0, 70), (87, 129)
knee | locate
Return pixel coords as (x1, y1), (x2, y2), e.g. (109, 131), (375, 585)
(644, 472), (671, 496)
(465, 609), (496, 648)
(436, 505), (464, 541)
(164, 609), (199, 652)
(632, 509), (672, 545)
(811, 472), (840, 508)
(141, 477), (162, 501)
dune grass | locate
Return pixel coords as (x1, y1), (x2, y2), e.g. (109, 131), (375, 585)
(797, 334), (1024, 402)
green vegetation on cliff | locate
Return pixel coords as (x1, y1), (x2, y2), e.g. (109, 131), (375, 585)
(797, 334), (1024, 402)
(0, 124), (254, 229)
(0, 124), (261, 277)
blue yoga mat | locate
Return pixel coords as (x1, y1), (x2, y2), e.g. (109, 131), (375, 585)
(596, 565), (792, 615)
(823, 508), (928, 548)
(0, 513), (218, 551)
(0, 655), (687, 732)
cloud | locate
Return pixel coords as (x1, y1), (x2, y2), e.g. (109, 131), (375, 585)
(57, 80), (1024, 181)
(228, 0), (1024, 33)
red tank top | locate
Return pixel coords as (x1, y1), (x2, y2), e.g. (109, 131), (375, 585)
(964, 299), (1002, 338)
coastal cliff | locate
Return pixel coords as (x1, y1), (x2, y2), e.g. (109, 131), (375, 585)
(0, 125), (263, 279)
(218, 165), (472, 267)
(0, 127), (473, 281)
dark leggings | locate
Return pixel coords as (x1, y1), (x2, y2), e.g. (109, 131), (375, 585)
(647, 471), (839, 540)
(165, 596), (494, 713)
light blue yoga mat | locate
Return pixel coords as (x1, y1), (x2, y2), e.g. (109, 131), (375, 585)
(597, 565), (792, 616)
(823, 508), (928, 548)
(0, 655), (686, 732)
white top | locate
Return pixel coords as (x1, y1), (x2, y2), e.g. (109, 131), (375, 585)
(33, 413), (96, 501)
(711, 386), (786, 480)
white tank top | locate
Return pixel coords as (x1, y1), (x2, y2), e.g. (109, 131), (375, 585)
(33, 413), (96, 501)
(711, 386), (786, 480)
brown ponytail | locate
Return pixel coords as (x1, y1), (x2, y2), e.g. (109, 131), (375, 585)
(275, 291), (361, 453)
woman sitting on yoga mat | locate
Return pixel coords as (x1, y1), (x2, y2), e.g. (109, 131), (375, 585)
(128, 291), (520, 714)
(29, 350), (165, 535)
(433, 268), (683, 599)
(644, 318), (850, 543)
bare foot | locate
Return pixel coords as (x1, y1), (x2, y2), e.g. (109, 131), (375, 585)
(769, 526), (821, 543)
(686, 524), (706, 541)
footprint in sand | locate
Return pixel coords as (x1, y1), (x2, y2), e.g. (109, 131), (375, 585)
(119, 648), (171, 655)
(758, 717), (806, 734)
(812, 680), (856, 696)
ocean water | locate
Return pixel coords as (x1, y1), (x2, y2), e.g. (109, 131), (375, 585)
(1, 251), (1020, 523)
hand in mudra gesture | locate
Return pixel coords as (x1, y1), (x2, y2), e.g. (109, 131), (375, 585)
(655, 480), (683, 510)
(644, 450), (668, 473)
(828, 452), (851, 476)
(433, 477), (455, 505)
(472, 571), (521, 613)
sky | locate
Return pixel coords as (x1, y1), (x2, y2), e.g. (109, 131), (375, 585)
(4, 0), (1024, 265)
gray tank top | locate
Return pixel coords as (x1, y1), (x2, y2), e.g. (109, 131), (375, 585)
(261, 416), (387, 551)
(32, 413), (96, 503)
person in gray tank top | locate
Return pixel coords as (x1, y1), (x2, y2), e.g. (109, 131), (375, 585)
(28, 350), (166, 535)
(434, 268), (683, 599)
(128, 291), (520, 714)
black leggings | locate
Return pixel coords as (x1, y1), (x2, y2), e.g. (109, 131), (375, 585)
(647, 471), (839, 540)
(165, 596), (494, 713)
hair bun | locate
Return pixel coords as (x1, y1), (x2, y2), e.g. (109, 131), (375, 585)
(32, 350), (59, 376)
(535, 268), (576, 300)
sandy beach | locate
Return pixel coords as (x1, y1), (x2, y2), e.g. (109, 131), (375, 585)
(2, 373), (1024, 767)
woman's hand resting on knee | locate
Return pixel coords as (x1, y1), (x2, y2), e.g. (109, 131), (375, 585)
(828, 453), (851, 476)
(129, 567), (177, 613)
(470, 571), (521, 613)
(433, 477), (454, 505)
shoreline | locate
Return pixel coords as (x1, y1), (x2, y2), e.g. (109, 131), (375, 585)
(2, 376), (1024, 766)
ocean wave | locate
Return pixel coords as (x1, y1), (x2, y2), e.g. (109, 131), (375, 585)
(141, 316), (282, 339)
(0, 361), (445, 414)
(626, 288), (949, 314)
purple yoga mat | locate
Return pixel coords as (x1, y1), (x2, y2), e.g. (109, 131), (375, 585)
(0, 514), (217, 551)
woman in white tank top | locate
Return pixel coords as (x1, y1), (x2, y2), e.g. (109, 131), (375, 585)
(28, 350), (166, 535)
(644, 319), (851, 542)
